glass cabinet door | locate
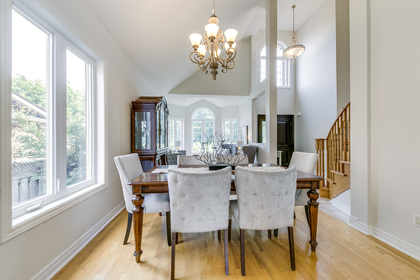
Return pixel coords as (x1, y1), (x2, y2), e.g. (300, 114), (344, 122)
(134, 111), (151, 150)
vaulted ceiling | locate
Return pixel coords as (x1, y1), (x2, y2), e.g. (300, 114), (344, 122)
(84, 0), (324, 107)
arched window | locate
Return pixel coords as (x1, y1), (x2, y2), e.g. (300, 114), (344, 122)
(192, 107), (215, 152)
(260, 42), (290, 87)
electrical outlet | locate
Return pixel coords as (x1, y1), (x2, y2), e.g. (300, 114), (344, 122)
(414, 213), (420, 227)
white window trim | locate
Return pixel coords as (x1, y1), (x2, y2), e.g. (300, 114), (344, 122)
(0, 0), (106, 243)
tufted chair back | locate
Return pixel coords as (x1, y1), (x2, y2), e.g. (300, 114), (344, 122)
(232, 166), (297, 230)
(178, 155), (206, 166)
(166, 152), (182, 165)
(168, 167), (232, 233)
(289, 151), (318, 174)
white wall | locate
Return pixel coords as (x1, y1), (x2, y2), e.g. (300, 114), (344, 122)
(295, 0), (338, 153)
(0, 0), (156, 279)
(350, 0), (420, 260)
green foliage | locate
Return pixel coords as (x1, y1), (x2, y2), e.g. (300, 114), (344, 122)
(12, 75), (87, 185)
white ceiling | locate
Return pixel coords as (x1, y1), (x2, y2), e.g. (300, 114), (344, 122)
(84, 0), (324, 107)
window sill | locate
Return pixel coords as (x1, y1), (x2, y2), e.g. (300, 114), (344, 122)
(4, 183), (106, 242)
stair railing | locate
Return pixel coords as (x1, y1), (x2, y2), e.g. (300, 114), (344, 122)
(315, 102), (350, 192)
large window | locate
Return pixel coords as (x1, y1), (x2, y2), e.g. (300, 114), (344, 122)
(260, 42), (290, 87)
(222, 119), (238, 144)
(168, 118), (184, 150)
(7, 6), (101, 222)
(192, 108), (214, 153)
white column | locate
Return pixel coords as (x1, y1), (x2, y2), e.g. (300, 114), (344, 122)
(265, 0), (277, 164)
(349, 0), (369, 230)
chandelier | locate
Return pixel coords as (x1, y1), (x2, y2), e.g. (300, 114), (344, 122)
(188, 1), (238, 80)
(283, 5), (306, 58)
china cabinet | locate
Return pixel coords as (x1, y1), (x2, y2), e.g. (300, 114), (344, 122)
(131, 96), (169, 171)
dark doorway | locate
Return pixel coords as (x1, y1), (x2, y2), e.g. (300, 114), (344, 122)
(276, 115), (294, 166)
(257, 114), (294, 166)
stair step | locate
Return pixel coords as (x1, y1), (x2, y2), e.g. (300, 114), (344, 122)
(331, 170), (347, 176)
(339, 161), (351, 165)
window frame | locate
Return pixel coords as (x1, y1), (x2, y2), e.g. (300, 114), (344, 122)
(168, 117), (184, 150)
(259, 42), (291, 88)
(222, 118), (239, 144)
(191, 107), (215, 153)
(0, 1), (106, 242)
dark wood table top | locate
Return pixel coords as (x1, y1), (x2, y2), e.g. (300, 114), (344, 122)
(129, 165), (323, 192)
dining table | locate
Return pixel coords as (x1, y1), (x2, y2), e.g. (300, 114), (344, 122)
(128, 164), (323, 263)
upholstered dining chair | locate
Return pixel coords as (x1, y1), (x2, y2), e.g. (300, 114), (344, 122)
(230, 166), (297, 275)
(114, 153), (171, 246)
(177, 155), (205, 166)
(242, 145), (258, 164)
(289, 151), (318, 222)
(166, 152), (182, 165)
(168, 167), (232, 280)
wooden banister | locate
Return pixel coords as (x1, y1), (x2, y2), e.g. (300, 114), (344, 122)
(315, 102), (350, 197)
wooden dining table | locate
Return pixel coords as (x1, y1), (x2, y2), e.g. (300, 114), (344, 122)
(129, 164), (323, 263)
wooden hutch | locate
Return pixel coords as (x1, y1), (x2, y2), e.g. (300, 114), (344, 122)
(131, 96), (169, 171)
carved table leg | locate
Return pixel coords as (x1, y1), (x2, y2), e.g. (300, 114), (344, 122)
(307, 184), (319, 252)
(133, 194), (144, 263)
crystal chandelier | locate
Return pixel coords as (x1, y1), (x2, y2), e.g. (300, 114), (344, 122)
(284, 5), (306, 58)
(188, 1), (238, 80)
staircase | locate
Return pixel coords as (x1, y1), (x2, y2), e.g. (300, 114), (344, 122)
(315, 102), (350, 199)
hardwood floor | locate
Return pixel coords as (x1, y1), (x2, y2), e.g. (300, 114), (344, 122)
(52, 207), (420, 280)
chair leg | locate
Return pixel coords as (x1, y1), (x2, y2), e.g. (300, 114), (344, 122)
(228, 219), (232, 241)
(166, 212), (171, 246)
(171, 233), (177, 280)
(274, 229), (278, 237)
(123, 212), (132, 245)
(218, 230), (221, 241)
(240, 229), (245, 276)
(288, 227), (296, 271)
(268, 230), (272, 238)
(224, 229), (229, 276)
(294, 210), (296, 219)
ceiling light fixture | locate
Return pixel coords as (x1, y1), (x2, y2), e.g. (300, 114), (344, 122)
(283, 5), (305, 58)
(189, 0), (238, 80)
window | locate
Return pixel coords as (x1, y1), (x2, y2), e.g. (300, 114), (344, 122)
(192, 108), (215, 153)
(222, 119), (238, 144)
(6, 6), (103, 224)
(260, 42), (290, 87)
(168, 118), (184, 150)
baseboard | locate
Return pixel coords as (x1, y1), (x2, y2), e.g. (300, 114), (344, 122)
(32, 202), (125, 280)
(349, 216), (420, 261)
(330, 199), (350, 216)
(369, 225), (420, 262)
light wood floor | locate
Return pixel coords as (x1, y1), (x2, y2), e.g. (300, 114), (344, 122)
(52, 207), (420, 280)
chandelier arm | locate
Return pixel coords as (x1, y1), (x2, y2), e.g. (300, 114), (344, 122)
(190, 51), (203, 64)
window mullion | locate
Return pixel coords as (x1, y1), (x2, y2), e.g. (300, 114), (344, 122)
(54, 35), (67, 193)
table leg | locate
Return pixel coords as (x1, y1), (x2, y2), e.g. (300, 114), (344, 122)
(133, 194), (144, 263)
(307, 185), (319, 252)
